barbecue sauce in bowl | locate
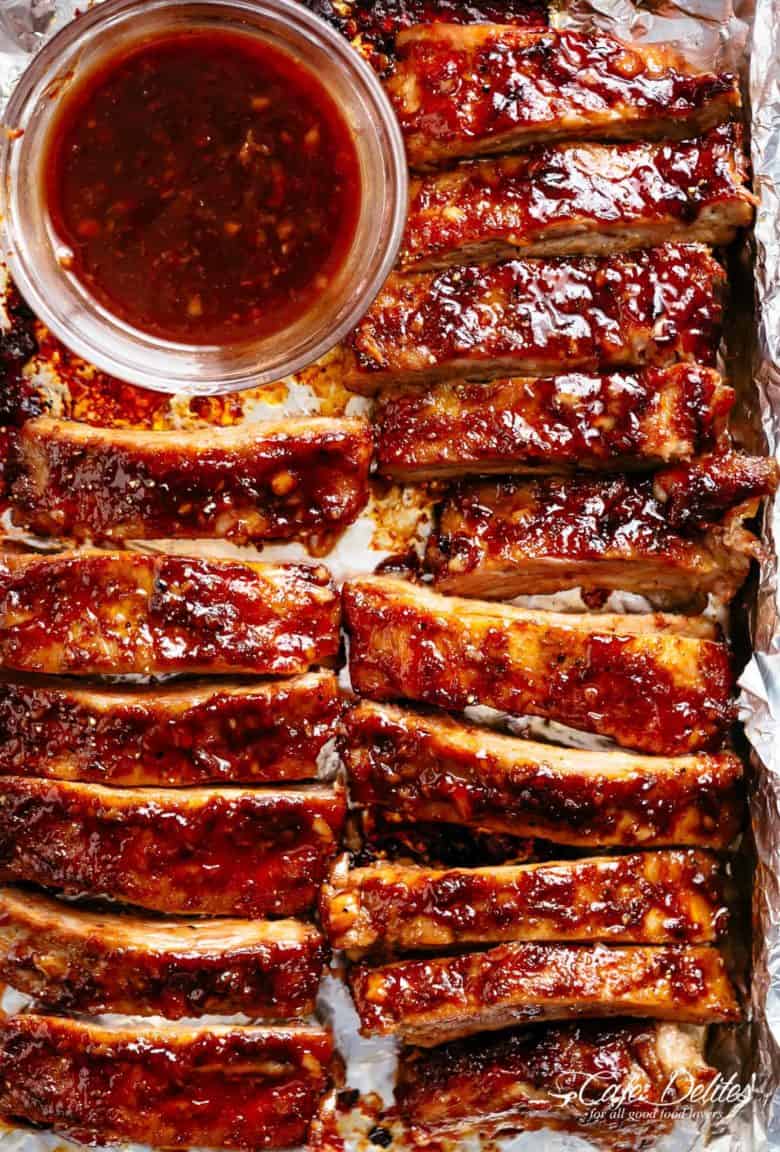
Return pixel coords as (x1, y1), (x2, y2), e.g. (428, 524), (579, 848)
(43, 30), (362, 346)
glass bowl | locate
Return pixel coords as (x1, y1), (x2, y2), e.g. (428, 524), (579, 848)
(0, 0), (408, 395)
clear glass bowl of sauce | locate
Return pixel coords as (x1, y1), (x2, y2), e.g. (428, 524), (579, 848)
(0, 0), (408, 394)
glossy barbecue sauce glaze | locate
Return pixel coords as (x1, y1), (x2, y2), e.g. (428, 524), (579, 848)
(43, 31), (361, 344)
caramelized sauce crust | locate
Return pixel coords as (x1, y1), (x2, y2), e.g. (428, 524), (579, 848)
(344, 245), (725, 390)
(0, 672), (342, 785)
(350, 941), (740, 1044)
(322, 850), (728, 954)
(426, 456), (773, 606)
(401, 125), (754, 269)
(9, 417), (373, 543)
(374, 365), (733, 479)
(0, 1016), (333, 1150)
(0, 552), (340, 677)
(396, 1020), (715, 1131)
(343, 701), (742, 848)
(387, 24), (740, 168)
(0, 887), (328, 1019)
(343, 578), (735, 754)
(0, 777), (346, 916)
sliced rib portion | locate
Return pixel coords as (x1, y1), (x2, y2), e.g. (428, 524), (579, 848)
(343, 702), (742, 848)
(653, 451), (780, 532)
(9, 416), (372, 543)
(343, 246), (724, 392)
(0, 671), (342, 785)
(396, 1021), (715, 1134)
(387, 24), (740, 168)
(324, 1), (548, 68)
(426, 456), (776, 607)
(343, 577), (734, 754)
(0, 778), (345, 916)
(375, 365), (733, 480)
(0, 1015), (332, 1150)
(321, 850), (727, 956)
(401, 126), (754, 270)
(0, 551), (339, 676)
(0, 885), (327, 1018)
(350, 942), (740, 1044)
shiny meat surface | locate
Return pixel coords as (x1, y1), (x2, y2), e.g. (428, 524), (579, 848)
(321, 850), (727, 955)
(374, 365), (733, 480)
(0, 671), (342, 785)
(306, 1), (547, 71)
(8, 416), (372, 543)
(350, 941), (740, 1044)
(426, 455), (775, 607)
(387, 24), (740, 168)
(0, 551), (340, 676)
(0, 778), (346, 916)
(654, 451), (780, 531)
(0, 885), (327, 1018)
(0, 1015), (333, 1149)
(343, 245), (725, 391)
(396, 1020), (715, 1133)
(400, 126), (754, 270)
(342, 577), (734, 754)
(342, 701), (742, 848)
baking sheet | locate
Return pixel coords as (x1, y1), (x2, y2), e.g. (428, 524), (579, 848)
(0, 0), (777, 1149)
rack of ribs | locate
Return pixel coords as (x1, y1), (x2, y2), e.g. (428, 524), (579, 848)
(0, 1015), (333, 1150)
(0, 884), (327, 1018)
(0, 671), (342, 785)
(321, 850), (727, 956)
(7, 416), (372, 543)
(342, 577), (734, 754)
(0, 778), (345, 916)
(387, 24), (740, 168)
(374, 365), (734, 480)
(0, 551), (340, 676)
(343, 245), (725, 392)
(349, 941), (740, 1045)
(400, 125), (755, 270)
(343, 702), (742, 848)
(426, 453), (777, 608)
(396, 1020), (716, 1135)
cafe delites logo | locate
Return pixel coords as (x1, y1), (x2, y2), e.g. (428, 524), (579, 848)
(547, 1068), (755, 1123)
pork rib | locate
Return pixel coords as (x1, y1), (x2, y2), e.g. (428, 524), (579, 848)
(343, 245), (725, 392)
(8, 416), (372, 543)
(0, 1014), (333, 1150)
(396, 1020), (715, 1135)
(0, 884), (327, 1018)
(387, 24), (740, 168)
(0, 777), (345, 916)
(342, 577), (734, 754)
(350, 941), (740, 1044)
(426, 455), (776, 608)
(343, 701), (742, 848)
(400, 125), (754, 270)
(0, 671), (341, 785)
(374, 365), (733, 480)
(321, 850), (727, 956)
(0, 551), (340, 676)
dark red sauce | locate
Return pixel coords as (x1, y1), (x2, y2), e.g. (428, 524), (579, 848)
(44, 31), (361, 344)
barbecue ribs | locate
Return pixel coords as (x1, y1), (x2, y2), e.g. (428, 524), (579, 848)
(343, 577), (734, 753)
